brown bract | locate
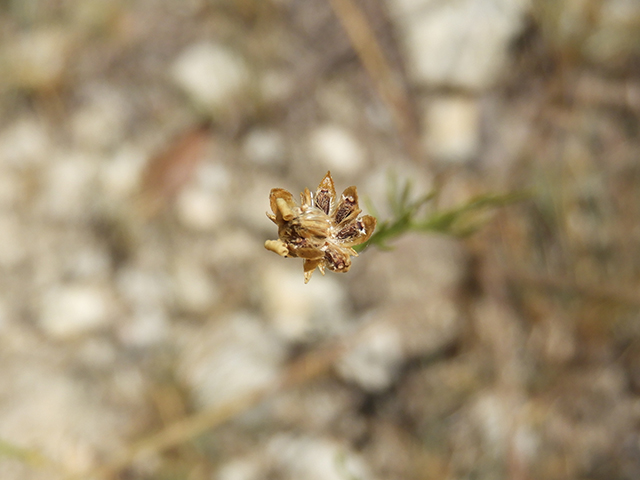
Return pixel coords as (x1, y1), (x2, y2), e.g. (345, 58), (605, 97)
(265, 171), (377, 283)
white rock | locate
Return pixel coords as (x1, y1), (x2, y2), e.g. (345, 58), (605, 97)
(402, 296), (462, 357)
(217, 457), (263, 480)
(114, 267), (171, 346)
(39, 284), (112, 339)
(389, 0), (529, 89)
(0, 213), (26, 269)
(423, 95), (481, 164)
(469, 392), (525, 456)
(309, 124), (365, 175)
(62, 244), (111, 280)
(243, 128), (285, 166)
(172, 260), (219, 315)
(101, 146), (147, 200)
(175, 184), (224, 231)
(0, 117), (51, 166)
(178, 313), (286, 409)
(337, 321), (404, 392)
(266, 434), (372, 480)
(118, 306), (170, 348)
(174, 161), (231, 231)
(2, 27), (71, 91)
(39, 153), (98, 220)
(216, 434), (372, 480)
(0, 360), (132, 475)
(71, 85), (129, 150)
(171, 42), (251, 116)
(116, 267), (171, 307)
(260, 264), (347, 343)
(196, 162), (232, 193)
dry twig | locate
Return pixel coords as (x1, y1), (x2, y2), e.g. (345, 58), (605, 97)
(76, 340), (347, 479)
(326, 0), (424, 164)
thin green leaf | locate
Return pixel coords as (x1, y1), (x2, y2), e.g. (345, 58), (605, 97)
(355, 176), (526, 253)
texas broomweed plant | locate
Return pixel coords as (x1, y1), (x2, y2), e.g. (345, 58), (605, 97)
(265, 171), (376, 283)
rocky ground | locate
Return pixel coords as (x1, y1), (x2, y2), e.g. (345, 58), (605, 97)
(1, 0), (640, 479)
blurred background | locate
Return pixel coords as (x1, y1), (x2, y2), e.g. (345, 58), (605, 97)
(1, 0), (640, 479)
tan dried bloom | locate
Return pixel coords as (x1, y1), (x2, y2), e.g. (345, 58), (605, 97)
(265, 171), (377, 283)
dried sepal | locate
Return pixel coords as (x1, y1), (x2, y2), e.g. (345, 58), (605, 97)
(264, 171), (376, 283)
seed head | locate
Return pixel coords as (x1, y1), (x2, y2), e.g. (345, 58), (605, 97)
(265, 171), (376, 283)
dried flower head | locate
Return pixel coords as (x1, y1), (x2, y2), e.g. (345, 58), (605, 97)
(265, 171), (376, 283)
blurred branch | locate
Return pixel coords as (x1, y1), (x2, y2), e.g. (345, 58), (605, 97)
(327, 0), (424, 164)
(78, 341), (348, 480)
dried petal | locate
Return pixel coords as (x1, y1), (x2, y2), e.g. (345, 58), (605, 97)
(294, 244), (325, 260)
(269, 188), (297, 223)
(323, 245), (352, 272)
(300, 188), (313, 209)
(336, 215), (376, 247)
(315, 172), (336, 215)
(334, 186), (361, 225)
(303, 258), (324, 284)
(264, 239), (289, 257)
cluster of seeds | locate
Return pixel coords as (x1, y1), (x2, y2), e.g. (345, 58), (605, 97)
(265, 172), (376, 283)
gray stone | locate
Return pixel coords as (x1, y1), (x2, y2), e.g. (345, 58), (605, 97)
(1, 27), (71, 91)
(71, 85), (130, 151)
(0, 117), (51, 166)
(171, 42), (251, 116)
(177, 313), (286, 409)
(308, 124), (365, 176)
(337, 320), (404, 392)
(243, 128), (285, 167)
(388, 0), (529, 89)
(266, 434), (372, 480)
(260, 264), (347, 343)
(38, 284), (113, 339)
(172, 259), (220, 315)
(422, 95), (481, 164)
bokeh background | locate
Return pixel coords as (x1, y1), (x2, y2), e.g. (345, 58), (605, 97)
(1, 0), (640, 479)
